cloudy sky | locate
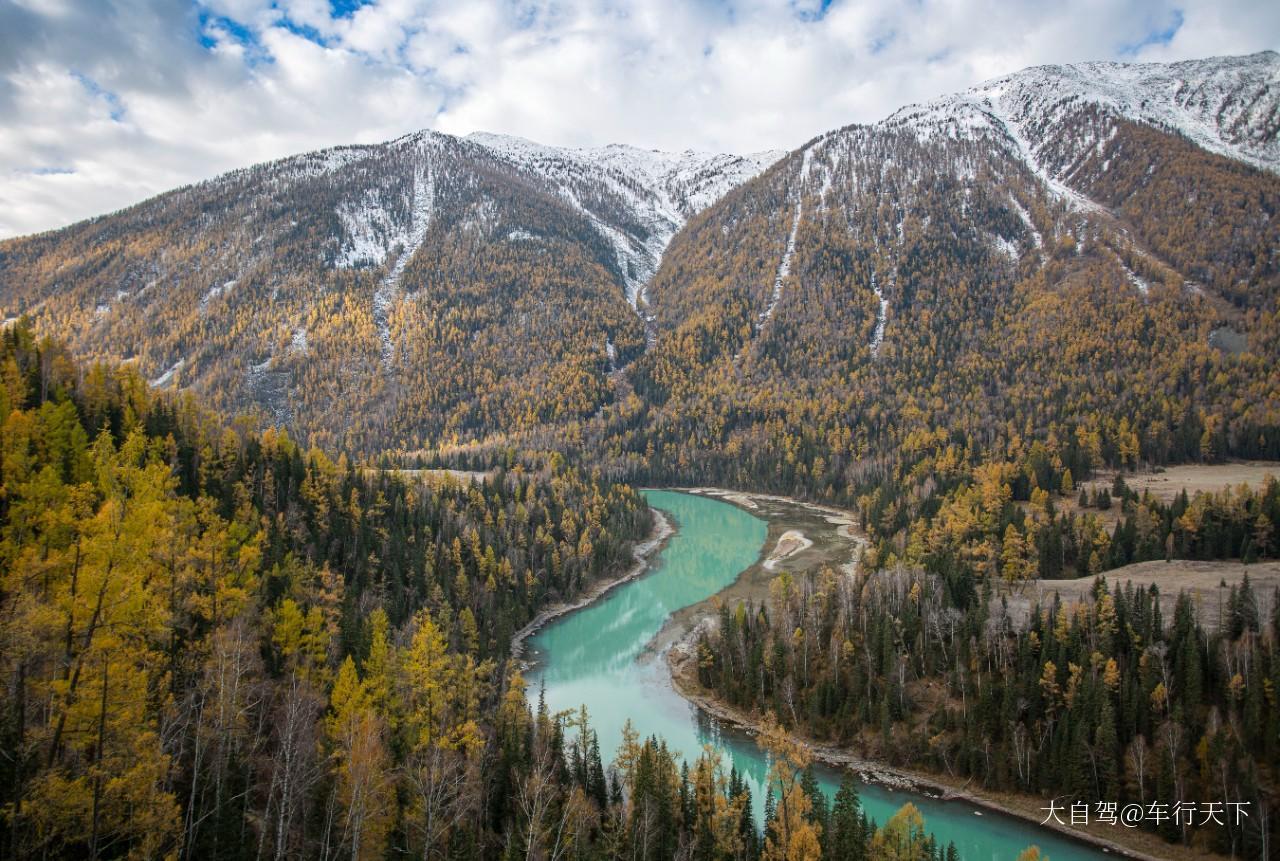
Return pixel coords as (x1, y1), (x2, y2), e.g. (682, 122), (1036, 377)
(1, 0), (1276, 238)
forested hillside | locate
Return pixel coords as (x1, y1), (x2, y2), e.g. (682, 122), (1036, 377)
(0, 323), (980, 861)
(0, 133), (775, 453)
(547, 52), (1280, 599)
(0, 323), (656, 857)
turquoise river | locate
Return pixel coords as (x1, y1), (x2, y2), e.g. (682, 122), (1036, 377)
(524, 489), (1113, 860)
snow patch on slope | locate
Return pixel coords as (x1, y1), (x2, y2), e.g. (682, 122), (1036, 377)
(869, 272), (888, 357)
(374, 158), (435, 365)
(993, 235), (1020, 261)
(1114, 257), (1151, 296)
(761, 202), (802, 328)
(467, 132), (782, 309)
(759, 148), (814, 329)
(1007, 196), (1044, 254)
(200, 279), (237, 312)
(336, 188), (404, 269)
(150, 358), (185, 388)
(283, 146), (371, 180)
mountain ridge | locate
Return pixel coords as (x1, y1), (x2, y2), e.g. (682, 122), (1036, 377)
(883, 49), (1279, 173)
(462, 130), (784, 307)
(1, 49), (1276, 457)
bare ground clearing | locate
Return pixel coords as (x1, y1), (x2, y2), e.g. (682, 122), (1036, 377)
(1081, 461), (1278, 503)
(1000, 559), (1280, 631)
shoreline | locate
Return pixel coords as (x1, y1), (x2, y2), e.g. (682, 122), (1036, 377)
(681, 486), (863, 539)
(667, 637), (1177, 861)
(663, 485), (1215, 861)
(510, 506), (674, 661)
(509, 485), (1213, 861)
(644, 487), (865, 658)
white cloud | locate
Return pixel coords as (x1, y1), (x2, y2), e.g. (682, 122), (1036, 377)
(0, 0), (1276, 237)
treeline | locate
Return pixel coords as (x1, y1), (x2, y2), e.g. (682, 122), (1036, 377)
(694, 565), (1277, 857)
(494, 687), (978, 861)
(861, 458), (1280, 613)
(1090, 476), (1279, 568)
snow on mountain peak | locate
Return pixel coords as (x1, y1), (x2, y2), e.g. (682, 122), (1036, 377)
(251, 127), (780, 311)
(464, 131), (782, 219)
(885, 50), (1280, 175)
(465, 131), (782, 306)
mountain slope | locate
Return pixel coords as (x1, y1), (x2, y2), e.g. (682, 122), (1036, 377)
(596, 51), (1280, 508)
(640, 50), (1280, 363)
(1, 51), (1275, 466)
(466, 132), (782, 308)
(886, 49), (1280, 174)
(0, 131), (777, 451)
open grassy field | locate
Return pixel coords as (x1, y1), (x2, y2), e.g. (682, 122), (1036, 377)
(1081, 461), (1278, 502)
(1043, 461), (1280, 529)
(1001, 559), (1280, 631)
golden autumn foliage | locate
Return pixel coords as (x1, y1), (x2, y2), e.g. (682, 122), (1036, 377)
(0, 325), (656, 858)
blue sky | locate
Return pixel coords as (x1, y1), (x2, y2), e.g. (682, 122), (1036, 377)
(0, 0), (1276, 237)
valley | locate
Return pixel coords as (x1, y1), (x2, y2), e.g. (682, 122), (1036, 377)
(2, 45), (1279, 861)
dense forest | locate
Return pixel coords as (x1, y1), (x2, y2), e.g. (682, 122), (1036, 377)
(0, 322), (657, 858)
(693, 561), (1278, 857)
(0, 324), (1008, 860)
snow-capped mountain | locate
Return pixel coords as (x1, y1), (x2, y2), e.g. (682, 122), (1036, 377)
(0, 50), (1274, 455)
(770, 49), (1279, 258)
(644, 50), (1278, 379)
(270, 129), (780, 307)
(739, 50), (1278, 232)
(880, 50), (1279, 190)
(466, 132), (782, 306)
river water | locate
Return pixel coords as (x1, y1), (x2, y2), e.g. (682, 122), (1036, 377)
(524, 489), (1111, 860)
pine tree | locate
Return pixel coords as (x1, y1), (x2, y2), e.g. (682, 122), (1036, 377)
(1094, 697), (1119, 800)
(588, 731), (608, 810)
(760, 713), (823, 861)
(827, 773), (867, 861)
(801, 766), (828, 836)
